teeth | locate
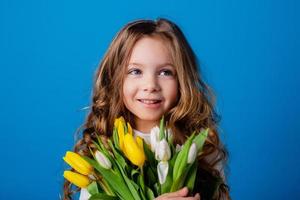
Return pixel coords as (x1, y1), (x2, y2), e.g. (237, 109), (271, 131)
(139, 99), (160, 104)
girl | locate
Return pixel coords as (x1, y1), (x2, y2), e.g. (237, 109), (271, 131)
(63, 18), (230, 200)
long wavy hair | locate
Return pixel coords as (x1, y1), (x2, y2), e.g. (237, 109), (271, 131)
(63, 18), (230, 200)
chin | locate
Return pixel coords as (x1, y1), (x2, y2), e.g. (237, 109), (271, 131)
(137, 113), (162, 122)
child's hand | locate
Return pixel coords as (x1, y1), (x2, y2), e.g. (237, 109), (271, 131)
(154, 187), (201, 200)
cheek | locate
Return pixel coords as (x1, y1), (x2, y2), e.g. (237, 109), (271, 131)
(122, 80), (135, 103)
(122, 83), (129, 103)
(165, 81), (179, 103)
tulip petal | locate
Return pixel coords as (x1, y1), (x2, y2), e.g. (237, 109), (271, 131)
(159, 116), (165, 140)
(136, 136), (144, 150)
(127, 122), (133, 135)
(187, 143), (197, 164)
(63, 151), (93, 175)
(167, 128), (174, 143)
(95, 150), (112, 169)
(116, 119), (125, 152)
(175, 144), (182, 152)
(193, 128), (208, 152)
(157, 161), (169, 184)
(155, 139), (171, 161)
(150, 126), (160, 152)
(123, 134), (145, 167)
(173, 135), (194, 181)
(63, 170), (90, 188)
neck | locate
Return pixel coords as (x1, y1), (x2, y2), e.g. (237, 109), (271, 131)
(134, 118), (159, 133)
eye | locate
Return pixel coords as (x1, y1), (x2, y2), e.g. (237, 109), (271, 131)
(159, 69), (174, 76)
(128, 68), (142, 75)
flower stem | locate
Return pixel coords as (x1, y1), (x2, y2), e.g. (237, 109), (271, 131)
(93, 172), (115, 196)
(140, 166), (145, 192)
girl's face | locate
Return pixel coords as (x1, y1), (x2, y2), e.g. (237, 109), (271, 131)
(123, 36), (178, 133)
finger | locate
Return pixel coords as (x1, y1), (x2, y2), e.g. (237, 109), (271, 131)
(179, 194), (201, 200)
(194, 193), (201, 200)
(174, 196), (200, 200)
(171, 192), (201, 200)
(159, 187), (189, 198)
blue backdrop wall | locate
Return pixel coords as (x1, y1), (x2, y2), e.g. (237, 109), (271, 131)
(0, 0), (299, 199)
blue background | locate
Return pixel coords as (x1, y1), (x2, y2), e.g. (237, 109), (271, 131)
(0, 0), (299, 199)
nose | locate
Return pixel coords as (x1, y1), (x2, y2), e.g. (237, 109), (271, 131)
(142, 74), (161, 92)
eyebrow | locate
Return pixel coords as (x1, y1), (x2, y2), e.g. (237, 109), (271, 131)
(128, 62), (174, 67)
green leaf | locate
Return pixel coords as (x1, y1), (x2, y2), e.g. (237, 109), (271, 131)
(145, 186), (155, 200)
(159, 116), (165, 140)
(123, 175), (142, 200)
(84, 157), (135, 200)
(87, 181), (99, 195)
(170, 163), (193, 192)
(184, 161), (198, 193)
(89, 193), (118, 200)
(143, 141), (156, 167)
(96, 135), (105, 150)
(193, 128), (208, 152)
(131, 168), (140, 182)
(98, 179), (115, 196)
(138, 174), (145, 192)
(92, 140), (103, 152)
(137, 188), (147, 200)
(105, 142), (142, 200)
(107, 139), (128, 172)
(170, 151), (178, 164)
(112, 127), (120, 151)
(169, 142), (175, 155)
(106, 157), (140, 199)
(160, 152), (177, 193)
(94, 136), (114, 164)
(144, 165), (157, 186)
(161, 171), (172, 194)
(172, 134), (195, 181)
(154, 183), (160, 196)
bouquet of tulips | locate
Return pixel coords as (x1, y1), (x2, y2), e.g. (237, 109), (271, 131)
(63, 117), (208, 200)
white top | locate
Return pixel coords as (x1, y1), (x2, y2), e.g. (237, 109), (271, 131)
(79, 188), (90, 200)
(79, 129), (150, 200)
(133, 129), (151, 145)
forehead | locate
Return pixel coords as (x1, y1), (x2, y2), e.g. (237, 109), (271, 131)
(128, 36), (174, 66)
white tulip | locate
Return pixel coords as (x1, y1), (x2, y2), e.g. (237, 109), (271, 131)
(167, 128), (173, 143)
(157, 161), (169, 184)
(155, 139), (171, 161)
(150, 126), (160, 152)
(175, 144), (182, 152)
(95, 150), (112, 169)
(187, 143), (197, 164)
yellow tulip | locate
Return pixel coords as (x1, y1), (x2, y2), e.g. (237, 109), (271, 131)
(115, 117), (126, 152)
(63, 151), (93, 175)
(63, 170), (90, 188)
(136, 136), (143, 150)
(123, 134), (146, 167)
(127, 122), (133, 135)
(114, 116), (124, 127)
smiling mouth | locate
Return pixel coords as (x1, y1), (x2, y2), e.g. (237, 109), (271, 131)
(138, 99), (162, 104)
